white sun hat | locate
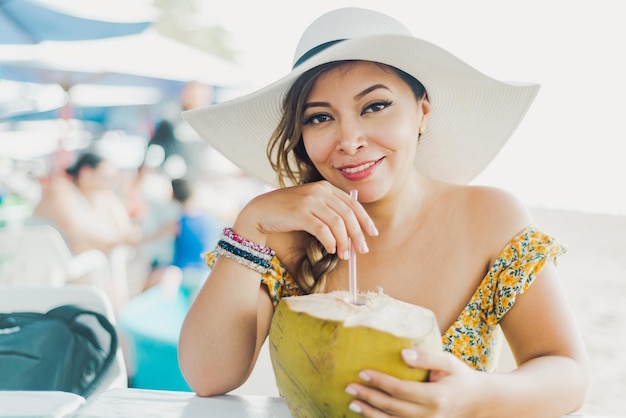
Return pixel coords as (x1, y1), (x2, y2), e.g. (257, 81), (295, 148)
(182, 7), (539, 187)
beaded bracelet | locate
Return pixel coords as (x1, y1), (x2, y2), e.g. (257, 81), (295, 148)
(214, 228), (275, 274)
(222, 227), (274, 255)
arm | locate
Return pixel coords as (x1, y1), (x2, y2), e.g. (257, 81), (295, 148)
(486, 261), (589, 416)
(178, 181), (378, 396)
(178, 257), (275, 396)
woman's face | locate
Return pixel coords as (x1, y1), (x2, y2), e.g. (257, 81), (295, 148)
(301, 62), (429, 201)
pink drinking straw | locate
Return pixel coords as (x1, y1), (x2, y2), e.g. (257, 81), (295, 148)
(349, 189), (358, 304)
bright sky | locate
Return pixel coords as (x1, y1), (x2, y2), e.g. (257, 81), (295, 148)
(207, 1), (626, 216)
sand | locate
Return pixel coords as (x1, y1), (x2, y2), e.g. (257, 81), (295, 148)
(530, 208), (626, 416)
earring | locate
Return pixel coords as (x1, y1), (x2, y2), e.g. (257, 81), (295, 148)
(418, 126), (424, 135)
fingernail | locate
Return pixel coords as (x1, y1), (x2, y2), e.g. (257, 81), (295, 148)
(358, 371), (371, 382)
(345, 385), (357, 396)
(402, 349), (418, 362)
(349, 402), (362, 414)
(342, 250), (350, 260)
(369, 223), (379, 236)
(360, 241), (369, 253)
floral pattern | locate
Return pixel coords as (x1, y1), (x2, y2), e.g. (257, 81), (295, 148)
(205, 225), (566, 372)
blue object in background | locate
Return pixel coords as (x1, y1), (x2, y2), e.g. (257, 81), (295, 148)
(0, 0), (153, 45)
(118, 285), (192, 392)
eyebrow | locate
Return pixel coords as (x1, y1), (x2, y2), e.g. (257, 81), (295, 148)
(355, 84), (390, 100)
(303, 84), (391, 111)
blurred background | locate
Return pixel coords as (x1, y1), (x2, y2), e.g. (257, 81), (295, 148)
(0, 0), (624, 415)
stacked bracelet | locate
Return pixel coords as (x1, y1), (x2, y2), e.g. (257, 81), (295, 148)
(215, 228), (275, 274)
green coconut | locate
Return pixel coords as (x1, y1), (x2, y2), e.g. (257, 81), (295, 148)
(269, 290), (441, 418)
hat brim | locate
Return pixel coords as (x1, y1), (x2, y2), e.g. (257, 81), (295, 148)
(183, 34), (539, 187)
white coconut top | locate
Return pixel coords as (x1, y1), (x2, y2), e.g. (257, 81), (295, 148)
(283, 290), (439, 340)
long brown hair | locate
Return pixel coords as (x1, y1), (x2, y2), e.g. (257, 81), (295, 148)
(267, 60), (428, 293)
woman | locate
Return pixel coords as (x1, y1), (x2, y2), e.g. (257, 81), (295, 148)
(178, 8), (588, 417)
(33, 152), (147, 308)
(34, 152), (142, 254)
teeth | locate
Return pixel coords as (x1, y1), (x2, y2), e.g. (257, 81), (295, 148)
(343, 161), (376, 174)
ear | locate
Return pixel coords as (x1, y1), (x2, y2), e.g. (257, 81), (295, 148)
(420, 98), (431, 129)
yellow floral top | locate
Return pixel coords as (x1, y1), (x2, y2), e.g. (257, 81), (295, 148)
(205, 226), (566, 372)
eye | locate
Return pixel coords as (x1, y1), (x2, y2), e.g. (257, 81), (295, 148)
(363, 100), (392, 114)
(303, 112), (333, 125)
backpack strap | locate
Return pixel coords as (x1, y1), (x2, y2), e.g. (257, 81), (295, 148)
(46, 304), (119, 396)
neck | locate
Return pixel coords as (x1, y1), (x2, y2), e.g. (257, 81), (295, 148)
(364, 173), (435, 235)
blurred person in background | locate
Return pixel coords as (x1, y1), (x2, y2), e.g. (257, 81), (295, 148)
(33, 151), (168, 309)
(148, 81), (215, 182)
(170, 177), (221, 297)
(143, 177), (222, 299)
(121, 147), (181, 297)
(34, 152), (142, 254)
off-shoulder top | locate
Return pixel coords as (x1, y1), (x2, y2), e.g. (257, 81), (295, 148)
(205, 226), (566, 372)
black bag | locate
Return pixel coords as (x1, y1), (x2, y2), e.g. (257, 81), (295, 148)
(0, 304), (118, 397)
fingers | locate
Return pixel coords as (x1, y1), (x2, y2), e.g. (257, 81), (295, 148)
(401, 349), (462, 378)
(344, 350), (464, 416)
(317, 185), (377, 258)
(346, 374), (429, 417)
(285, 182), (378, 257)
(237, 181), (377, 258)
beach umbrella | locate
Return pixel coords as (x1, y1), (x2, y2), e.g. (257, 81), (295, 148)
(0, 30), (247, 111)
(0, 79), (67, 119)
(0, 30), (245, 88)
(0, 0), (155, 44)
(0, 0), (159, 119)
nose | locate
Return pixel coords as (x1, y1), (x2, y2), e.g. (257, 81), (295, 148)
(336, 119), (365, 155)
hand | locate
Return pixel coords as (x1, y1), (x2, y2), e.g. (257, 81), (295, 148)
(234, 181), (378, 259)
(345, 349), (484, 417)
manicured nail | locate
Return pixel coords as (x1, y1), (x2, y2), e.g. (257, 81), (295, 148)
(342, 250), (350, 260)
(358, 371), (371, 382)
(360, 241), (369, 253)
(345, 385), (357, 396)
(349, 402), (362, 414)
(369, 223), (379, 236)
(402, 349), (418, 362)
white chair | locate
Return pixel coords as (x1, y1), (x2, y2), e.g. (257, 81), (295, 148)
(0, 224), (110, 287)
(0, 284), (128, 398)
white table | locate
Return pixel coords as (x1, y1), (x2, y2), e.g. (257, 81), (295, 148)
(73, 388), (291, 417)
(0, 391), (85, 418)
(0, 389), (619, 417)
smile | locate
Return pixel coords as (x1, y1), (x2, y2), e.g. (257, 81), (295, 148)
(341, 160), (377, 174)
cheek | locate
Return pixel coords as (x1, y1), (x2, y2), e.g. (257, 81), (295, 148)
(371, 119), (418, 150)
(302, 132), (334, 165)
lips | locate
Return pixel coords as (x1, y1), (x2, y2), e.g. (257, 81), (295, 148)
(337, 158), (383, 180)
(342, 160), (377, 174)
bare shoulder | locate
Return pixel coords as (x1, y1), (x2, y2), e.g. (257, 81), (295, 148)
(453, 184), (534, 257)
(464, 185), (531, 222)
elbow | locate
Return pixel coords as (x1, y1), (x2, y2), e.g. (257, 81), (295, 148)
(190, 382), (228, 398)
(574, 362), (590, 412)
(178, 351), (247, 397)
(564, 355), (590, 414)
(179, 361), (228, 397)
(183, 371), (247, 398)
